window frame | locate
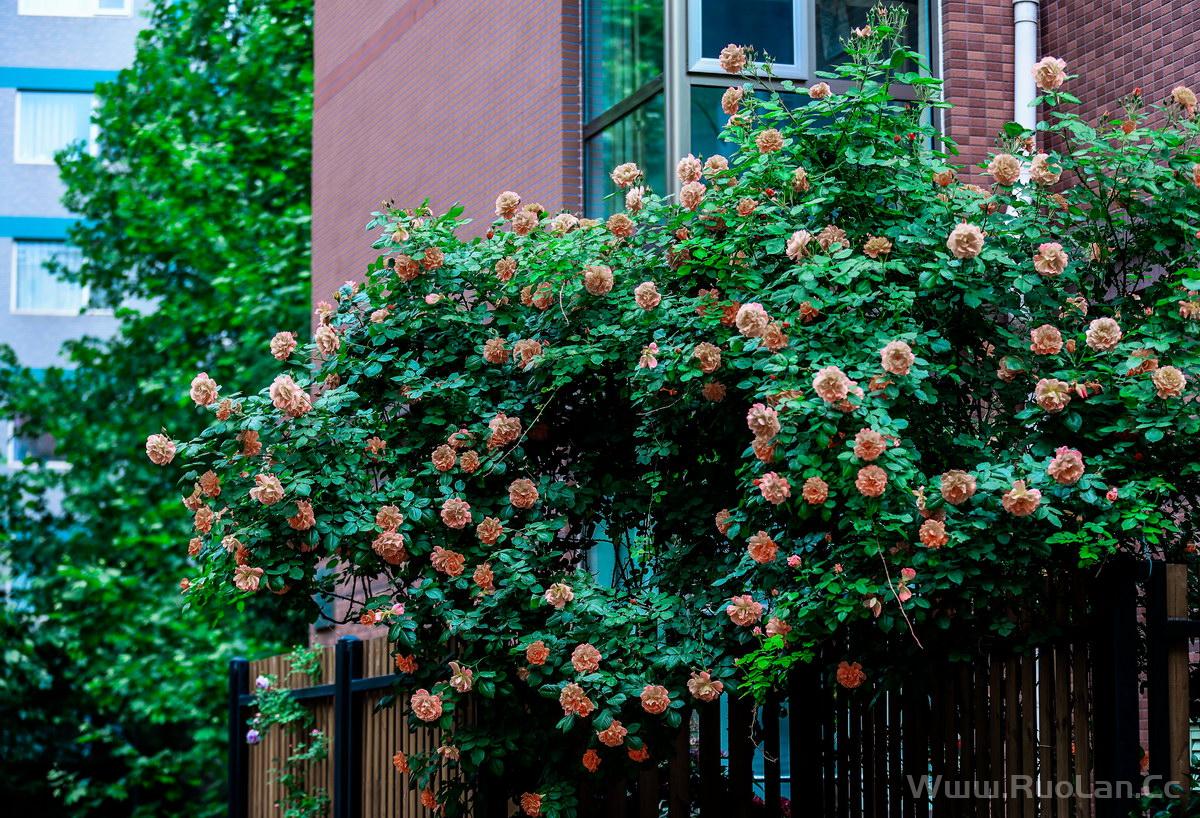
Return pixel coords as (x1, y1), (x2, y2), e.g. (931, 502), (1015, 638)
(17, 0), (132, 17)
(4, 419), (69, 471)
(13, 90), (99, 166)
(686, 0), (811, 79)
(9, 240), (93, 317)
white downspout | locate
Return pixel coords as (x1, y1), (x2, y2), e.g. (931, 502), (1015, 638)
(1012, 0), (1040, 131)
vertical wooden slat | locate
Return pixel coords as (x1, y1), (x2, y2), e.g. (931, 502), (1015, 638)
(1020, 656), (1037, 818)
(727, 694), (754, 818)
(850, 690), (863, 818)
(837, 685), (851, 818)
(887, 689), (905, 818)
(906, 679), (931, 818)
(698, 702), (722, 818)
(1005, 657), (1022, 818)
(928, 670), (945, 818)
(638, 760), (660, 818)
(1165, 564), (1191, 785)
(763, 694), (782, 816)
(791, 668), (823, 814)
(605, 774), (627, 818)
(823, 668), (838, 814)
(668, 720), (690, 818)
(1052, 647), (1071, 818)
(989, 660), (1005, 818)
(873, 694), (888, 818)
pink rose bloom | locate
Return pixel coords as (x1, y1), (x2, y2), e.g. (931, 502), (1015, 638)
(198, 472), (220, 497)
(766, 617), (791, 638)
(808, 82), (832, 99)
(508, 478), (539, 509)
(863, 236), (892, 259)
(1032, 56), (1067, 91)
(1034, 378), (1072, 413)
(477, 517), (504, 546)
(939, 470), (977, 505)
(431, 546), (466, 576)
(919, 519), (948, 548)
(607, 212), (636, 238)
(495, 191), (521, 219)
(802, 476), (829, 505)
(715, 509), (733, 535)
(1106, 486), (1119, 502)
(190, 372), (220, 406)
(762, 323), (788, 352)
(641, 684), (671, 715)
(597, 720), (628, 747)
(688, 670), (724, 702)
(1151, 366), (1186, 399)
(625, 186), (645, 213)
(757, 472), (791, 505)
(693, 342), (722, 373)
(584, 264), (614, 296)
(680, 181), (707, 210)
(270, 374), (312, 418)
(548, 212), (579, 235)
(315, 325), (340, 358)
(431, 444), (456, 472)
(193, 506), (214, 533)
(987, 153), (1022, 186)
(376, 504), (403, 531)
(676, 154), (703, 184)
(746, 403), (781, 440)
(1029, 324), (1063, 355)
(818, 224), (847, 251)
(233, 565), (263, 592)
(610, 163), (642, 188)
(270, 331), (297, 361)
(721, 86), (744, 114)
(434, 496), (472, 530)
(735, 303), (771, 338)
(812, 365), (852, 402)
(1002, 480), (1042, 517)
(792, 167), (811, 193)
(410, 689), (443, 722)
(520, 793), (543, 817)
(787, 554), (802, 568)
(639, 343), (659, 369)
(288, 499), (315, 531)
(560, 683), (595, 717)
(482, 337), (509, 365)
(726, 594), (764, 626)
(704, 154), (729, 176)
(488, 412), (522, 449)
(853, 428), (888, 461)
(634, 281), (662, 310)
(526, 641), (551, 666)
(786, 230), (814, 261)
(545, 582), (575, 610)
(718, 44), (748, 74)
(571, 643), (602, 673)
(1034, 242), (1068, 276)
(249, 473), (284, 505)
(1085, 317), (1122, 351)
(856, 465), (888, 498)
(946, 223), (985, 259)
(448, 661), (473, 693)
(747, 531), (778, 564)
(880, 340), (915, 376)
(756, 128), (784, 153)
(512, 209), (539, 235)
(702, 381), (727, 402)
(372, 531), (408, 565)
(1030, 154), (1061, 186)
(145, 433), (176, 466)
(1047, 447), (1085, 485)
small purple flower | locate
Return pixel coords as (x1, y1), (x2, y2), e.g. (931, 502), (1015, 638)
(255, 675), (271, 690)
(246, 728), (261, 745)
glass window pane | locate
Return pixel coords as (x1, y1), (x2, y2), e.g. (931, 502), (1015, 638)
(690, 85), (806, 160)
(97, 0), (129, 10)
(584, 92), (666, 217)
(698, 0), (795, 65)
(14, 242), (86, 313)
(816, 0), (919, 71)
(585, 0), (664, 121)
(16, 92), (94, 163)
(10, 418), (57, 464)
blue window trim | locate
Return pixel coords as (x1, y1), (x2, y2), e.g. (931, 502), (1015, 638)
(0, 217), (75, 239)
(0, 66), (119, 92)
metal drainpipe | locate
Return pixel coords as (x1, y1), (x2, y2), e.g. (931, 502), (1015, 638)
(1012, 0), (1041, 131)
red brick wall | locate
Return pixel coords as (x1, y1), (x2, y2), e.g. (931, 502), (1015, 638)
(1041, 0), (1200, 123)
(940, 0), (1015, 173)
(312, 0), (582, 304)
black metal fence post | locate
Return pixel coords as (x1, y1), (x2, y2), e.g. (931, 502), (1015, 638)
(228, 657), (250, 818)
(333, 636), (363, 818)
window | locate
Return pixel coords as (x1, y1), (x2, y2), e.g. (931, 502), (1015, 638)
(11, 241), (87, 315)
(688, 0), (806, 75)
(5, 418), (63, 469)
(18, 0), (131, 17)
(15, 91), (96, 164)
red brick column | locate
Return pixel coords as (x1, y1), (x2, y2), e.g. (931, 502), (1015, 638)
(941, 0), (1015, 174)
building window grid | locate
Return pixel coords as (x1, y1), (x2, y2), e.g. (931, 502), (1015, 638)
(14, 90), (99, 166)
(10, 240), (92, 316)
(17, 0), (132, 17)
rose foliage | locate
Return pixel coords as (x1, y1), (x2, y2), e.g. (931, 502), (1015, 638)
(161, 14), (1200, 816)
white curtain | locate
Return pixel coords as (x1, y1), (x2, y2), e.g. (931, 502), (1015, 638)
(13, 242), (86, 313)
(16, 91), (93, 163)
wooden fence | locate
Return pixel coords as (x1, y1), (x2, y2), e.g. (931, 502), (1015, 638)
(229, 560), (1197, 818)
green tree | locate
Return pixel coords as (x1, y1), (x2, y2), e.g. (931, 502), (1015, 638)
(0, 1), (312, 814)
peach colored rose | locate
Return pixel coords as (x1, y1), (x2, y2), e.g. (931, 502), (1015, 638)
(704, 155), (729, 177)
(676, 154), (703, 184)
(559, 682), (595, 716)
(853, 428), (887, 461)
(458, 450), (480, 474)
(512, 209), (539, 235)
(1030, 324), (1063, 355)
(702, 381), (727, 402)
(315, 325), (340, 358)
(495, 256), (517, 282)
(372, 531), (408, 565)
(410, 689), (443, 722)
(598, 720), (628, 747)
(756, 128), (784, 153)
(607, 212), (636, 237)
(431, 546), (466, 577)
(856, 465), (888, 497)
(495, 191), (521, 219)
(513, 338), (543, 367)
(583, 264), (614, 296)
(1047, 447), (1085, 485)
(439, 498), (471, 529)
(233, 565), (263, 592)
(715, 508), (733, 535)
(193, 506), (214, 534)
(763, 323), (789, 352)
(483, 337), (509, 365)
(947, 223), (985, 259)
(1172, 85), (1197, 116)
(721, 86), (744, 114)
(475, 516), (504, 546)
(1034, 242), (1068, 276)
(288, 499), (315, 531)
(996, 357), (1022, 383)
(610, 162), (642, 188)
(836, 661), (866, 689)
(392, 751), (409, 773)
(863, 236), (892, 259)
(508, 478), (539, 509)
(736, 198), (758, 217)
(919, 518), (948, 548)
(1152, 366), (1186, 398)
(817, 224), (847, 250)
(270, 374), (311, 417)
(641, 685), (671, 715)
(802, 476), (829, 505)
(786, 229), (814, 261)
(392, 254), (420, 281)
(747, 531), (778, 564)
(881, 340), (915, 376)
(582, 749), (602, 772)
(932, 169), (956, 187)
(808, 82), (831, 99)
(549, 212), (579, 235)
(146, 433), (176, 465)
(630, 282), (661, 312)
(526, 640), (550, 666)
(545, 582), (575, 610)
(792, 166), (810, 193)
(1002, 480), (1042, 516)
(1035, 378), (1072, 413)
(269, 331), (297, 361)
(376, 504), (403, 531)
(1030, 153), (1061, 186)
(488, 412), (522, 449)
(1032, 56), (1067, 91)
(988, 153), (1021, 185)
(249, 473), (284, 505)
(939, 470), (977, 505)
(431, 444), (456, 472)
(520, 793), (543, 817)
(688, 670), (724, 702)
(472, 562), (495, 594)
(726, 594), (763, 626)
(757, 471), (791, 504)
(718, 44), (748, 74)
(571, 643), (602, 673)
(190, 372), (220, 406)
(813, 365), (852, 402)
(680, 181), (706, 210)
(735, 303), (770, 338)
(693, 342), (722, 373)
(746, 402), (780, 440)
(1085, 317), (1122, 351)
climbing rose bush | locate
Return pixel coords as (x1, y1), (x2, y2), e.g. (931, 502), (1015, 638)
(157, 12), (1200, 815)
